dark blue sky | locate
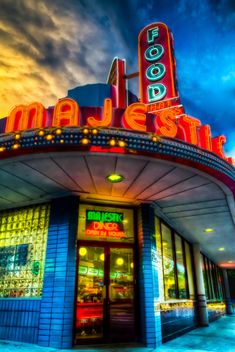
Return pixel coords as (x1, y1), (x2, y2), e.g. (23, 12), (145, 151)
(0, 0), (234, 155)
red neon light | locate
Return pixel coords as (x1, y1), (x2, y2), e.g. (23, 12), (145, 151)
(3, 97), (233, 164)
(52, 98), (80, 127)
(138, 22), (178, 104)
(85, 221), (125, 239)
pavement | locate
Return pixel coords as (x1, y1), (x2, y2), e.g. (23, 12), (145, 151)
(0, 315), (235, 352)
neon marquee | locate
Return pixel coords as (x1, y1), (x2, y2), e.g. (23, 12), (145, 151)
(1, 22), (233, 165)
(3, 97), (232, 164)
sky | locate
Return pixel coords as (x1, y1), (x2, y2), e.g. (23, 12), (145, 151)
(0, 0), (235, 155)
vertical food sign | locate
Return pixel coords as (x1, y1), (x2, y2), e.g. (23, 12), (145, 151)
(138, 22), (178, 105)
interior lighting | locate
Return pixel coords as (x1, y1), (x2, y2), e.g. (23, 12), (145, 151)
(38, 130), (45, 136)
(0, 147), (6, 152)
(204, 228), (214, 233)
(60, 139), (64, 144)
(218, 247), (225, 251)
(92, 129), (98, 135)
(100, 253), (105, 261)
(116, 257), (124, 266)
(130, 262), (134, 269)
(81, 138), (90, 145)
(12, 143), (20, 150)
(79, 247), (87, 256)
(106, 174), (124, 183)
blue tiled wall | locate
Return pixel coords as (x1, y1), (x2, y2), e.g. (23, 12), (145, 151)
(138, 204), (162, 348)
(161, 303), (196, 342)
(0, 299), (41, 343)
(38, 196), (79, 349)
(208, 301), (226, 322)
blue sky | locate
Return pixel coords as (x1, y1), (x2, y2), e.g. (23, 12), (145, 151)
(0, 0), (234, 155)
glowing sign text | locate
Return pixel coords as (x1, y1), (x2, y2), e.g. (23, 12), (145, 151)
(3, 98), (233, 164)
(138, 22), (178, 104)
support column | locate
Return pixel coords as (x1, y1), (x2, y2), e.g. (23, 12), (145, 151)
(222, 269), (233, 315)
(193, 243), (209, 326)
(137, 204), (162, 348)
(38, 196), (79, 348)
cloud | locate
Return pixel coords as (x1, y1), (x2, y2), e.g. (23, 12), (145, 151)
(0, 0), (234, 156)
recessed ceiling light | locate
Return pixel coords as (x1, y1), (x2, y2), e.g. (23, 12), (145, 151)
(106, 174), (124, 183)
(204, 228), (214, 233)
(218, 247), (225, 251)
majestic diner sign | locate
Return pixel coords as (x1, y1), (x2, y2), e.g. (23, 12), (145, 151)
(85, 210), (125, 239)
(1, 22), (233, 165)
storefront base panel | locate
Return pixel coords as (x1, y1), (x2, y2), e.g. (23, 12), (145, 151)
(0, 299), (41, 344)
(161, 302), (196, 342)
(208, 301), (226, 322)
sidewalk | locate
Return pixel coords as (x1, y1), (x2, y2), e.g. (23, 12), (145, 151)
(0, 315), (235, 352)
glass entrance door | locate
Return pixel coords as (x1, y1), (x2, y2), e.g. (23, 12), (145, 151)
(75, 244), (135, 343)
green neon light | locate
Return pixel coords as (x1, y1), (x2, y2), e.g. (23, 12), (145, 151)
(144, 44), (164, 62)
(147, 83), (167, 102)
(147, 27), (159, 44)
(146, 63), (166, 81)
(86, 210), (123, 223)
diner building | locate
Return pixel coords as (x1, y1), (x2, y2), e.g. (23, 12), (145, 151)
(0, 22), (234, 349)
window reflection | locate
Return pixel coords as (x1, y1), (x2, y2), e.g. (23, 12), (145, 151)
(175, 234), (187, 299)
(161, 224), (176, 299)
(76, 246), (104, 339)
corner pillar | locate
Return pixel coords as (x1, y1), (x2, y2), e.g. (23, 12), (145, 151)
(38, 196), (79, 348)
(193, 243), (209, 326)
(137, 204), (162, 348)
(222, 269), (233, 315)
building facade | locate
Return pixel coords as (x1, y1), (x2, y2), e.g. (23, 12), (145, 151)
(0, 22), (234, 349)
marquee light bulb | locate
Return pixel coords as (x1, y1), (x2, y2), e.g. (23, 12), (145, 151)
(15, 134), (21, 140)
(81, 138), (90, 145)
(118, 140), (126, 147)
(12, 143), (20, 150)
(55, 128), (62, 135)
(45, 134), (53, 141)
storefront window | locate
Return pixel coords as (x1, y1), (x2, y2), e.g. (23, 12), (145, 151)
(201, 253), (224, 300)
(175, 234), (187, 299)
(78, 204), (134, 243)
(155, 216), (164, 301)
(185, 242), (195, 299)
(156, 220), (194, 301)
(161, 224), (176, 299)
(0, 204), (50, 298)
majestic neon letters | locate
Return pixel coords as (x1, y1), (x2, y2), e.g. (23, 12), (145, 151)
(3, 98), (232, 164)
